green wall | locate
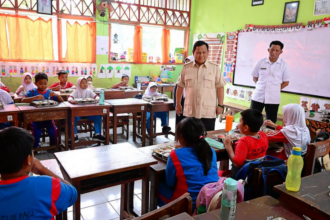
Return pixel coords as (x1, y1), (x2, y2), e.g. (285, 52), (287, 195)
(189, 0), (329, 114)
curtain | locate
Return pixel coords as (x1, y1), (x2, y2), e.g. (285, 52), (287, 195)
(6, 15), (53, 60)
(161, 29), (170, 63)
(65, 21), (95, 63)
(0, 15), (9, 60)
(133, 25), (143, 62)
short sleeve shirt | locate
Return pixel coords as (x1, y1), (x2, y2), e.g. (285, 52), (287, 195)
(251, 58), (290, 104)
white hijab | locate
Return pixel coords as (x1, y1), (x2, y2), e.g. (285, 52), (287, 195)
(144, 82), (161, 96)
(74, 77), (88, 98)
(281, 103), (310, 156)
(185, 55), (195, 63)
(22, 73), (37, 92)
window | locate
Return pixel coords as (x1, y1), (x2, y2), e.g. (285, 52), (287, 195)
(142, 26), (162, 62)
(170, 29), (185, 56)
(110, 23), (135, 62)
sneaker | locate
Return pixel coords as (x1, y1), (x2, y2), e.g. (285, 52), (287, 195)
(162, 126), (171, 133)
(69, 135), (79, 143)
(93, 134), (105, 142)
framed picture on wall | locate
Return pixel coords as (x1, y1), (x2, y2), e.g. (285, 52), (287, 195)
(282, 1), (300, 23)
(37, 0), (52, 15)
(252, 0), (264, 6)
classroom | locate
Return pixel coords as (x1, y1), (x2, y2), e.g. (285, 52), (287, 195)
(0, 0), (330, 219)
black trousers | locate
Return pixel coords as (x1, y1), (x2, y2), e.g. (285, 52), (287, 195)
(200, 118), (216, 131)
(250, 100), (279, 123)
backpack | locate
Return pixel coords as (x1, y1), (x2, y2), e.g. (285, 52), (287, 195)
(194, 177), (244, 215)
(311, 131), (330, 143)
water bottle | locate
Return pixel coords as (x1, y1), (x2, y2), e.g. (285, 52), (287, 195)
(220, 178), (237, 220)
(286, 147), (304, 192)
(99, 89), (104, 105)
(136, 80), (141, 91)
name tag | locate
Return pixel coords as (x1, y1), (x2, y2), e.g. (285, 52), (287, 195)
(261, 68), (267, 70)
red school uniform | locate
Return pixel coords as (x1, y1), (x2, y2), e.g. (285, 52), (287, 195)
(49, 82), (74, 89)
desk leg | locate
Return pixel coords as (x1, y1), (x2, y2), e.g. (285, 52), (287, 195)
(142, 110), (146, 147)
(105, 110), (110, 145)
(133, 113), (137, 141)
(120, 183), (134, 220)
(149, 108), (154, 145)
(141, 167), (150, 214)
(72, 181), (81, 220)
(149, 170), (158, 211)
(56, 120), (61, 150)
(113, 108), (118, 144)
(70, 113), (75, 150)
(64, 115), (68, 151)
(220, 160), (229, 171)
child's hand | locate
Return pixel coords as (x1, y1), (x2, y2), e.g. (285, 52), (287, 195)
(49, 91), (58, 97)
(35, 95), (45, 100)
(264, 120), (277, 128)
(53, 85), (61, 91)
(224, 135), (232, 147)
(30, 158), (44, 175)
(69, 100), (77, 104)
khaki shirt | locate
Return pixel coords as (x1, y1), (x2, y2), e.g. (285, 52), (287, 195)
(177, 60), (226, 119)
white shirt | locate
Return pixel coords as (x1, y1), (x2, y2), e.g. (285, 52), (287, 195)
(251, 57), (290, 104)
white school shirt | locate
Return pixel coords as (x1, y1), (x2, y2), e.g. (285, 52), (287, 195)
(251, 57), (290, 104)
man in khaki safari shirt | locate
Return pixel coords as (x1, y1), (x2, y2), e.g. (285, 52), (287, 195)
(176, 41), (226, 131)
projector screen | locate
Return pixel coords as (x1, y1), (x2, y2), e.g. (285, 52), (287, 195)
(233, 28), (330, 99)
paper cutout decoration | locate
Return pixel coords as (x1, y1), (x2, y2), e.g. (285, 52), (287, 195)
(320, 99), (330, 111)
(299, 96), (311, 112)
(307, 21), (315, 30)
(122, 65), (131, 77)
(315, 19), (323, 28)
(106, 65), (114, 78)
(98, 64), (106, 78)
(324, 17), (330, 24)
(238, 88), (246, 101)
(114, 65), (123, 78)
(311, 98), (321, 111)
(0, 64), (6, 76)
(246, 89), (254, 102)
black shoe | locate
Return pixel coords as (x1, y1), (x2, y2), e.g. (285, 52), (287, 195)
(69, 135), (79, 143)
(162, 126), (171, 133)
(93, 134), (105, 142)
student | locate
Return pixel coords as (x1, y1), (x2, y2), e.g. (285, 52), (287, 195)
(265, 103), (310, 160)
(49, 70), (75, 91)
(15, 72), (37, 96)
(0, 127), (77, 218)
(68, 77), (105, 142)
(158, 118), (218, 209)
(143, 82), (171, 133)
(0, 89), (14, 129)
(224, 109), (268, 179)
(21, 73), (64, 148)
(0, 79), (10, 93)
(87, 76), (93, 82)
(111, 74), (129, 89)
(86, 76), (94, 90)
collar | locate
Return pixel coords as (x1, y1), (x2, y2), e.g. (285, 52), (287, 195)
(266, 57), (282, 64)
(37, 89), (48, 95)
(0, 175), (28, 185)
(60, 82), (67, 88)
(193, 60), (209, 68)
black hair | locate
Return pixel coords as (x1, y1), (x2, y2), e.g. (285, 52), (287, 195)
(122, 74), (129, 80)
(175, 118), (213, 175)
(193, 41), (209, 52)
(87, 76), (92, 81)
(35, 72), (48, 82)
(240, 109), (264, 133)
(0, 127), (34, 174)
(57, 70), (68, 77)
(270, 41), (284, 50)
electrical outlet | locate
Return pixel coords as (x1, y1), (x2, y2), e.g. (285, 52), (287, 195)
(7, 115), (13, 121)
(103, 109), (107, 114)
(141, 106), (145, 110)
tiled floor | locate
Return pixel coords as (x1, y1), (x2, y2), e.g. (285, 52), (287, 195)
(36, 111), (235, 219)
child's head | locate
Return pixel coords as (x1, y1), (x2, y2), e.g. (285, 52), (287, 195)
(23, 73), (32, 85)
(121, 74), (129, 84)
(0, 127), (34, 175)
(175, 118), (213, 175)
(35, 73), (48, 92)
(87, 76), (92, 82)
(77, 77), (88, 90)
(283, 103), (305, 127)
(239, 109), (263, 134)
(57, 70), (68, 84)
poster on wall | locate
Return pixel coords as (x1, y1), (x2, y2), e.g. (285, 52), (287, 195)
(299, 96), (311, 112)
(231, 86), (239, 100)
(96, 36), (109, 55)
(106, 64), (114, 78)
(223, 32), (238, 83)
(311, 98), (321, 112)
(238, 87), (246, 101)
(320, 99), (330, 111)
(122, 64), (131, 77)
(246, 89), (254, 102)
(193, 32), (225, 68)
(314, 0), (330, 16)
(113, 64), (124, 78)
(98, 64), (107, 78)
(225, 85), (233, 98)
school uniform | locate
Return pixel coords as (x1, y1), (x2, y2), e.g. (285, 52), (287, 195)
(68, 77), (102, 136)
(158, 147), (219, 209)
(251, 57), (290, 123)
(0, 175), (77, 219)
(25, 88), (58, 148)
(0, 89), (14, 129)
(49, 82), (74, 89)
(15, 73), (37, 96)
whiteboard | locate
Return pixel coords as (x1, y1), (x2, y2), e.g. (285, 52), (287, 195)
(233, 28), (330, 98)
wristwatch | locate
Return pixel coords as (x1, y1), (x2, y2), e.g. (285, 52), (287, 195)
(218, 104), (224, 108)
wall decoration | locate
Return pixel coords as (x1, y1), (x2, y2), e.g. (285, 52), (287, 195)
(238, 87), (246, 101)
(283, 1), (300, 24)
(320, 99), (330, 111)
(98, 64), (107, 78)
(122, 64), (131, 77)
(96, 36), (109, 55)
(314, 0), (330, 16)
(246, 89), (254, 102)
(311, 98), (321, 111)
(252, 0), (264, 6)
(37, 0), (52, 15)
(223, 32), (238, 83)
(299, 96), (311, 112)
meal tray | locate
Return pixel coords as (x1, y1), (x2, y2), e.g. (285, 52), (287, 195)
(205, 138), (224, 149)
(75, 99), (98, 104)
(152, 144), (175, 161)
(31, 100), (58, 108)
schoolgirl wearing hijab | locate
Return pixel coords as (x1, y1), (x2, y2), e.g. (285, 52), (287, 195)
(265, 103), (310, 160)
(68, 77), (105, 142)
(143, 82), (171, 133)
(15, 73), (37, 96)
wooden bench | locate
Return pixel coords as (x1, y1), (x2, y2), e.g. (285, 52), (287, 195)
(220, 102), (283, 122)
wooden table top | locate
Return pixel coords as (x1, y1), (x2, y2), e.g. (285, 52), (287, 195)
(0, 104), (21, 113)
(17, 102), (69, 112)
(40, 159), (64, 179)
(191, 196), (303, 220)
(305, 111), (327, 123)
(64, 101), (111, 109)
(148, 99), (174, 106)
(274, 170), (330, 217)
(54, 143), (157, 180)
(105, 98), (148, 106)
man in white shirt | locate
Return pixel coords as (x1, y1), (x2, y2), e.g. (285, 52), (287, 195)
(251, 41), (290, 124)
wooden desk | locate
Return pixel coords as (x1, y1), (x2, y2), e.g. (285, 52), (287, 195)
(13, 94), (23, 103)
(0, 104), (20, 126)
(18, 103), (69, 151)
(95, 89), (143, 99)
(138, 142), (228, 211)
(55, 92), (71, 101)
(274, 170), (330, 220)
(133, 84), (175, 98)
(40, 159), (67, 220)
(54, 143), (157, 220)
(147, 99), (175, 145)
(105, 99), (148, 146)
(64, 101), (110, 150)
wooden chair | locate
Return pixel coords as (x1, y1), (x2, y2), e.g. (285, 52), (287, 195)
(125, 193), (193, 220)
(109, 112), (130, 140)
(303, 139), (330, 177)
(77, 118), (94, 137)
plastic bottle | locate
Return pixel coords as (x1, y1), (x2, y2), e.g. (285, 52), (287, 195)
(220, 178), (237, 220)
(285, 147), (304, 192)
(99, 89), (104, 105)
